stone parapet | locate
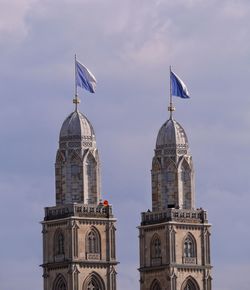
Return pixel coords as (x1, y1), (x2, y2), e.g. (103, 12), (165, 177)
(44, 203), (113, 221)
(141, 208), (208, 226)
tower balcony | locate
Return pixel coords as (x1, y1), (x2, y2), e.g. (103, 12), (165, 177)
(44, 203), (113, 221)
(141, 208), (208, 226)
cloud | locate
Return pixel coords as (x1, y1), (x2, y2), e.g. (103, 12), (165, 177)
(0, 0), (36, 42)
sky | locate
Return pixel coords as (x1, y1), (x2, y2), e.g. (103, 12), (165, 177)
(0, 0), (249, 289)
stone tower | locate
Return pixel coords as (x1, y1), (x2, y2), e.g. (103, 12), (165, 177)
(41, 105), (118, 290)
(138, 112), (212, 290)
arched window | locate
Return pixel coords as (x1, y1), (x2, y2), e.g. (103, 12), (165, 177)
(83, 273), (105, 290)
(205, 232), (211, 264)
(54, 230), (65, 256)
(150, 280), (161, 290)
(53, 274), (67, 290)
(181, 159), (192, 209)
(110, 226), (116, 259)
(87, 280), (99, 290)
(182, 277), (199, 290)
(181, 160), (191, 182)
(71, 165), (81, 179)
(85, 153), (97, 204)
(86, 228), (100, 254)
(166, 163), (176, 182)
(183, 235), (196, 258)
(58, 233), (64, 255)
(151, 235), (161, 258)
(152, 157), (161, 171)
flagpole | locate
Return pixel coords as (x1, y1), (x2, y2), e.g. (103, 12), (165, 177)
(73, 54), (80, 111)
(168, 65), (175, 119)
(170, 65), (172, 119)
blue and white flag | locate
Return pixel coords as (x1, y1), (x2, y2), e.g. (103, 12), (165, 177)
(171, 71), (190, 99)
(76, 60), (97, 93)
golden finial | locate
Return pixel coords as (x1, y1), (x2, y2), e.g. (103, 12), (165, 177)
(73, 96), (80, 111)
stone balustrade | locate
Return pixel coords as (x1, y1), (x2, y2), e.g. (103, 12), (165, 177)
(141, 208), (208, 225)
(44, 203), (113, 221)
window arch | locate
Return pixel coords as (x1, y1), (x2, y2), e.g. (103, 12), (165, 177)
(181, 277), (199, 290)
(83, 272), (105, 290)
(85, 153), (97, 204)
(54, 229), (65, 256)
(152, 157), (161, 171)
(150, 279), (161, 290)
(110, 226), (116, 259)
(166, 162), (176, 183)
(180, 159), (192, 209)
(53, 274), (67, 290)
(151, 235), (161, 258)
(183, 233), (196, 259)
(181, 159), (191, 182)
(86, 227), (101, 254)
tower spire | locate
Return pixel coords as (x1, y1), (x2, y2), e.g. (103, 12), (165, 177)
(168, 66), (175, 119)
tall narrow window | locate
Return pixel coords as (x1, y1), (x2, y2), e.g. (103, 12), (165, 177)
(111, 226), (116, 259)
(85, 153), (97, 204)
(86, 228), (101, 258)
(184, 237), (194, 257)
(170, 229), (176, 263)
(205, 232), (211, 264)
(183, 234), (196, 264)
(151, 235), (162, 266)
(88, 231), (98, 253)
(151, 236), (161, 258)
(181, 159), (192, 209)
(166, 163), (176, 183)
(71, 165), (81, 179)
(54, 230), (65, 256)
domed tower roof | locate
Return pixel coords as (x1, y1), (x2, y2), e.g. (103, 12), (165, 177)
(156, 118), (189, 150)
(58, 110), (97, 150)
(60, 110), (95, 141)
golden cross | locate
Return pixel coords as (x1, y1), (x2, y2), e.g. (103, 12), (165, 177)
(73, 96), (80, 111)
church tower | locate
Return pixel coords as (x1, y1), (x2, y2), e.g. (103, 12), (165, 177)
(138, 107), (212, 290)
(41, 102), (118, 290)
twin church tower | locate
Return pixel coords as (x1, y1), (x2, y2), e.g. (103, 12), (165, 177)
(41, 70), (212, 290)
